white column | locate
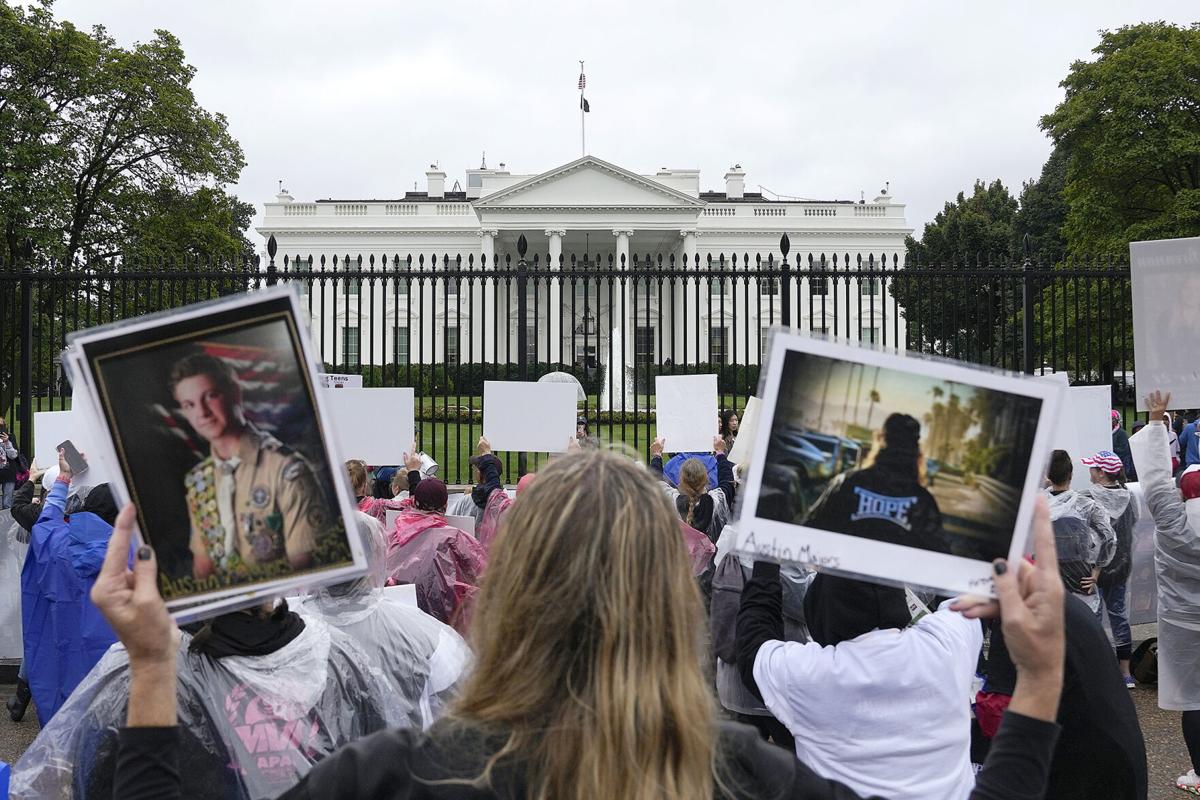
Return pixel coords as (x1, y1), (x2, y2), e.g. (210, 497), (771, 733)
(674, 229), (697, 365)
(479, 229), (499, 361)
(546, 229), (565, 365)
(614, 229), (632, 366)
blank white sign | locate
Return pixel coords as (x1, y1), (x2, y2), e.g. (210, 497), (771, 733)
(1131, 237), (1200, 410)
(33, 410), (111, 484)
(446, 515), (476, 536)
(384, 508), (400, 532)
(728, 397), (761, 465)
(1047, 386), (1113, 490)
(656, 375), (719, 453)
(323, 388), (415, 465)
(483, 381), (577, 453)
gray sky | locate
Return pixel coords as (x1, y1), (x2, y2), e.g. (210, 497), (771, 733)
(50, 0), (1199, 244)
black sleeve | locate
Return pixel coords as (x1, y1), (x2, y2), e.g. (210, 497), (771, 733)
(471, 458), (502, 508)
(969, 711), (1061, 800)
(650, 455), (666, 479)
(715, 453), (736, 508)
(278, 727), (419, 800)
(735, 560), (783, 701)
(113, 727), (182, 800)
(10, 480), (39, 532)
(407, 470), (422, 495)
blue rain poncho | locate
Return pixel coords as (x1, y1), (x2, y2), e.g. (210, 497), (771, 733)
(20, 479), (116, 725)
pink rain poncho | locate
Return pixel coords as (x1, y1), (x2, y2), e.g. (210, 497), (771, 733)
(356, 496), (407, 526)
(679, 519), (716, 578)
(386, 509), (487, 634)
(477, 489), (512, 551)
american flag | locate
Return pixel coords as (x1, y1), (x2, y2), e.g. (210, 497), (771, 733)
(578, 71), (586, 90)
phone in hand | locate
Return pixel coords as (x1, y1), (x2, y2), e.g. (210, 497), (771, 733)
(57, 440), (88, 475)
(0, 421), (7, 436)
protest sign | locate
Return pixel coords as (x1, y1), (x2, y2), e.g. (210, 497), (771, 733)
(32, 410), (110, 484)
(1130, 236), (1200, 410)
(734, 332), (1061, 598)
(1048, 385), (1113, 491)
(728, 397), (761, 465)
(318, 373), (364, 389)
(655, 375), (719, 453)
(482, 381), (576, 452)
(385, 508), (400, 532)
(323, 388), (415, 466)
(65, 286), (365, 622)
(446, 515), (477, 536)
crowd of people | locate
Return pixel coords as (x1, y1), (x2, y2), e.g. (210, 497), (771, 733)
(1, 393), (1197, 798)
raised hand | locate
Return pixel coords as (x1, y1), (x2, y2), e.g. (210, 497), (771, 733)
(713, 434), (727, 455)
(650, 437), (666, 458)
(1146, 390), (1170, 423)
(477, 436), (492, 456)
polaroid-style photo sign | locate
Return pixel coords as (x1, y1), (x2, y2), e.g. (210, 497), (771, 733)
(655, 375), (719, 454)
(66, 285), (365, 620)
(482, 381), (577, 453)
(1130, 236), (1200, 411)
(323, 388), (415, 466)
(734, 331), (1061, 598)
(319, 373), (364, 389)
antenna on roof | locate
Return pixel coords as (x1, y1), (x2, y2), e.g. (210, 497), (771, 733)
(481, 151), (487, 169)
(278, 179), (283, 192)
(860, 190), (865, 203)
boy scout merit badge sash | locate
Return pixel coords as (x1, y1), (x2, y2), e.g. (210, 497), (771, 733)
(185, 460), (245, 572)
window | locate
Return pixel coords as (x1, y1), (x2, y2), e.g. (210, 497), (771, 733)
(860, 277), (879, 296)
(445, 327), (460, 364)
(393, 326), (409, 365)
(711, 276), (726, 296)
(344, 278), (361, 295)
(809, 277), (828, 296)
(445, 274), (459, 296)
(709, 327), (727, 364)
(635, 326), (655, 366)
(860, 326), (878, 344)
(342, 327), (360, 366)
(760, 328), (772, 361)
(468, 173), (483, 188)
(526, 325), (538, 363)
(760, 277), (778, 296)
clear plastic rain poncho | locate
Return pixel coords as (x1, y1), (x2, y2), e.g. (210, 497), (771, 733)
(12, 613), (400, 800)
(386, 507), (487, 634)
(1130, 423), (1200, 710)
(298, 512), (472, 729)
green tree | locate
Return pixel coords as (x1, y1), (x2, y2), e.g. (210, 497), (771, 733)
(892, 180), (1019, 362)
(1012, 146), (1068, 260)
(1041, 21), (1200, 252)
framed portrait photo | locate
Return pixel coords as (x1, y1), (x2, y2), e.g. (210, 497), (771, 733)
(66, 286), (365, 620)
(734, 329), (1063, 598)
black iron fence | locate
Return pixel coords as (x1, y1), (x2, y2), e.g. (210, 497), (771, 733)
(0, 235), (1134, 483)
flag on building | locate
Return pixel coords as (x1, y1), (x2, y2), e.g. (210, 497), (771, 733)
(579, 67), (590, 112)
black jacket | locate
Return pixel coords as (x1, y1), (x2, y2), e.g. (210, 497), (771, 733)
(10, 480), (41, 533)
(804, 464), (947, 554)
(114, 713), (1061, 800)
(470, 456), (503, 509)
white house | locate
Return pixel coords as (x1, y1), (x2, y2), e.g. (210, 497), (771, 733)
(256, 156), (911, 371)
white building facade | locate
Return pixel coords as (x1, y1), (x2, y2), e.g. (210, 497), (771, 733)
(256, 156), (911, 370)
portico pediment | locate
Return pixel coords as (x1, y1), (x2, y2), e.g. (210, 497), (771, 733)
(473, 156), (707, 212)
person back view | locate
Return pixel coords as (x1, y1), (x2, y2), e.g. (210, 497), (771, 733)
(651, 435), (735, 545)
(300, 512), (471, 729)
(1044, 449), (1116, 572)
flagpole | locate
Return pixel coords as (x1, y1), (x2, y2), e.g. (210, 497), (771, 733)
(579, 60), (586, 156)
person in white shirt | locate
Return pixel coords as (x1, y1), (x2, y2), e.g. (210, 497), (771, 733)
(737, 565), (983, 800)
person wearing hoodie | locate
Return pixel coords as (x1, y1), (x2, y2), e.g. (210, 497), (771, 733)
(19, 449), (119, 725)
(1079, 449), (1139, 687)
(1044, 449), (1117, 580)
(1111, 410), (1138, 481)
(1134, 391), (1200, 795)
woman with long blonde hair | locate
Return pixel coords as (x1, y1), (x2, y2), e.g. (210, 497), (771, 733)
(96, 448), (1067, 800)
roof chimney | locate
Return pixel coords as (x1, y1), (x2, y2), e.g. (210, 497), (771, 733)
(426, 165), (446, 199)
(724, 165), (745, 200)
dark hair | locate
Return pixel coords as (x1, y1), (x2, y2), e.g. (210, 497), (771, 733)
(1047, 450), (1073, 486)
(868, 413), (923, 479)
(169, 353), (239, 398)
(719, 409), (738, 436)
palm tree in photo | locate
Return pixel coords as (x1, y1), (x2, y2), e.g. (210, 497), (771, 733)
(867, 389), (881, 429)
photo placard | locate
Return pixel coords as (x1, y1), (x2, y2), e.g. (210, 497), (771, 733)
(734, 331), (1061, 598)
(1130, 236), (1200, 410)
(65, 286), (365, 621)
(323, 388), (415, 466)
(655, 374), (719, 453)
(319, 373), (364, 389)
(482, 381), (576, 453)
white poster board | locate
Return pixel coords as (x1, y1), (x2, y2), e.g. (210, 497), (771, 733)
(1130, 236), (1200, 411)
(446, 515), (477, 536)
(319, 373), (364, 389)
(323, 388), (415, 465)
(655, 375), (719, 453)
(728, 397), (761, 465)
(1049, 386), (1113, 490)
(0, 509), (24, 659)
(483, 381), (576, 453)
(385, 508), (400, 532)
(33, 409), (112, 484)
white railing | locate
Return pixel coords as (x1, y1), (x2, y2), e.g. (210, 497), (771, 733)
(804, 207), (837, 217)
(753, 207), (787, 216)
(282, 204), (318, 216)
(334, 204), (368, 216)
(704, 207), (736, 216)
(854, 205), (886, 217)
(436, 204), (472, 216)
(386, 204), (418, 215)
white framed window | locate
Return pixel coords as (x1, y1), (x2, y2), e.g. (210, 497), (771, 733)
(445, 327), (460, 364)
(760, 277), (778, 296)
(393, 326), (409, 365)
(343, 277), (361, 295)
(860, 277), (879, 296)
(709, 327), (727, 364)
(342, 327), (360, 366)
(635, 326), (655, 366)
(526, 325), (538, 363)
(860, 326), (878, 344)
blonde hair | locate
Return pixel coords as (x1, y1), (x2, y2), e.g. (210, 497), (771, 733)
(390, 470), (409, 497)
(447, 449), (720, 800)
(345, 459), (369, 497)
(678, 458), (710, 527)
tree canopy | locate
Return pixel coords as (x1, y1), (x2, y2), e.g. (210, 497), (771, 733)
(0, 1), (250, 265)
(1041, 21), (1200, 252)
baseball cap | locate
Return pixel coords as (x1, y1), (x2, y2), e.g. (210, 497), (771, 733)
(1081, 451), (1124, 475)
(1180, 470), (1200, 501)
(412, 478), (448, 511)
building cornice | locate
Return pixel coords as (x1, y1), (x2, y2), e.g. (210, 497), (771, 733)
(473, 155), (707, 209)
